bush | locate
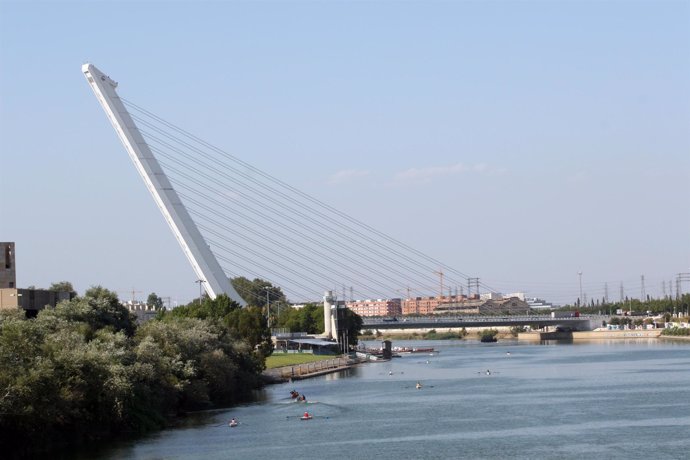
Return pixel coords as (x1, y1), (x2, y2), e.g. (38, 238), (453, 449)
(662, 327), (690, 336)
(510, 326), (527, 337)
(480, 329), (499, 343)
(425, 329), (464, 340)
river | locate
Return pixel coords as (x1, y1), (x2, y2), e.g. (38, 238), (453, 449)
(80, 339), (690, 459)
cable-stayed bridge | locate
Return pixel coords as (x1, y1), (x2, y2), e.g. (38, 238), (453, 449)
(83, 63), (497, 310)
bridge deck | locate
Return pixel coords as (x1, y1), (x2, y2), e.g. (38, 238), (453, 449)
(361, 316), (593, 330)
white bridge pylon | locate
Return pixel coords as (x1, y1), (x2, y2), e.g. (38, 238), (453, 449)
(82, 63), (246, 305)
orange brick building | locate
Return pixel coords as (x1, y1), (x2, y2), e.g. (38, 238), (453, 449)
(402, 295), (470, 315)
(346, 298), (402, 317)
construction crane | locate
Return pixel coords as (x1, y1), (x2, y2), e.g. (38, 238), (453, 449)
(116, 289), (142, 303)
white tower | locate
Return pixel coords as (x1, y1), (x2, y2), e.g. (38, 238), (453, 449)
(323, 290), (335, 339)
(82, 64), (245, 305)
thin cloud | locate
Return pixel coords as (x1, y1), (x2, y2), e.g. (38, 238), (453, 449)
(567, 170), (590, 184)
(328, 169), (371, 185)
(391, 162), (494, 185)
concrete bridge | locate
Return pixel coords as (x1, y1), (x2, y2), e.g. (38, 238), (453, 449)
(361, 315), (594, 331)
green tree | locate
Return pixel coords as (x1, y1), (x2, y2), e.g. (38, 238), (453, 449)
(167, 294), (272, 360)
(83, 286), (137, 336)
(135, 317), (262, 410)
(49, 281), (77, 296)
(275, 303), (322, 334)
(340, 307), (363, 347)
(147, 292), (165, 311)
(230, 276), (287, 308)
(36, 286), (136, 337)
(0, 286), (267, 455)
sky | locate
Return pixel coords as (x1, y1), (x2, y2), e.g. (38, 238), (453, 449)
(1, 0), (689, 306)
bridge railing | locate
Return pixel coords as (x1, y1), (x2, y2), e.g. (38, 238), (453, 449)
(362, 315), (591, 325)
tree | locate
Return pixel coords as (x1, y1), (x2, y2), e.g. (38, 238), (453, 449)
(230, 276), (287, 308)
(147, 292), (165, 311)
(49, 281), (77, 296)
(275, 303), (321, 334)
(78, 286), (137, 336)
(166, 294), (273, 360)
(0, 285), (267, 455)
(340, 308), (363, 347)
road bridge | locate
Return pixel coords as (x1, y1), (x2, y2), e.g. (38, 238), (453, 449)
(362, 315), (594, 331)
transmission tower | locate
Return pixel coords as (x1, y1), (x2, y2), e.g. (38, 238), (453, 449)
(434, 269), (444, 299)
(641, 275), (646, 301)
(604, 282), (609, 304)
(467, 278), (480, 297)
(677, 273), (690, 298)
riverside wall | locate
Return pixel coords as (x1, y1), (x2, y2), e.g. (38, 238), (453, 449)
(263, 357), (354, 382)
(519, 330), (662, 341)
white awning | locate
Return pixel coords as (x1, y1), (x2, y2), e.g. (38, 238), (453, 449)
(288, 338), (339, 347)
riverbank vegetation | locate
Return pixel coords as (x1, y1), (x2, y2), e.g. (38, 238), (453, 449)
(0, 287), (270, 455)
(662, 326), (690, 336)
(0, 277), (364, 455)
(561, 293), (690, 316)
(359, 328), (470, 341)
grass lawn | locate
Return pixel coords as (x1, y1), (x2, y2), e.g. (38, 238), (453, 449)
(265, 353), (339, 369)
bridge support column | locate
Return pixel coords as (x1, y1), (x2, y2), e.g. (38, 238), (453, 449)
(323, 291), (335, 339)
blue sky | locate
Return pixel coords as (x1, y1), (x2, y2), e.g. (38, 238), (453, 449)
(1, 0), (689, 305)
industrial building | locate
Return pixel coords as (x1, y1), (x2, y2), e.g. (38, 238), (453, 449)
(0, 242), (74, 317)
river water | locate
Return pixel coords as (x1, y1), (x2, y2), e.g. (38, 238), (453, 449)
(85, 339), (690, 459)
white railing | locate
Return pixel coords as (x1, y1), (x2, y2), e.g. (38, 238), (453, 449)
(266, 357), (351, 380)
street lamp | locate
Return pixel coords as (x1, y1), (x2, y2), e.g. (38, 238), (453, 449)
(195, 279), (206, 304)
(578, 271), (583, 308)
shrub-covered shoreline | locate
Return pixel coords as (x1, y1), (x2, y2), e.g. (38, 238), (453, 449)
(0, 288), (271, 456)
